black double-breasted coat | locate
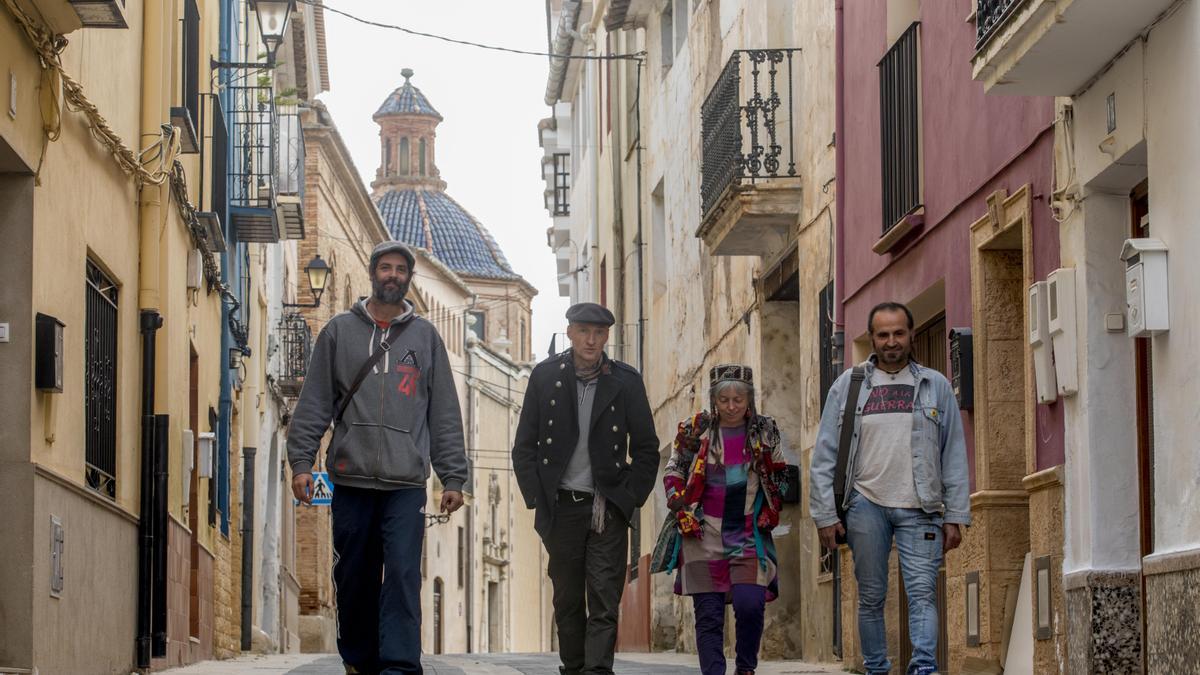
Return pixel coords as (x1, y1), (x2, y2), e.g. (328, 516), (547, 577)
(512, 351), (660, 540)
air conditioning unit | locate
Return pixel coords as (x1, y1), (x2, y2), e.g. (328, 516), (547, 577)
(1029, 281), (1058, 404)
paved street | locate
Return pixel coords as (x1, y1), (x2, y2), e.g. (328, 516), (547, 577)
(160, 652), (844, 674)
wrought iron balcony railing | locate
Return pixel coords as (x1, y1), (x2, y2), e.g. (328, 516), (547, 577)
(275, 103), (305, 240)
(277, 313), (312, 397)
(228, 84), (279, 242)
(700, 48), (800, 218)
(975, 0), (1025, 50)
(275, 104), (304, 197)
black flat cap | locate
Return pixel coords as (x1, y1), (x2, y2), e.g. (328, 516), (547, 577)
(370, 241), (416, 274)
(565, 302), (615, 327)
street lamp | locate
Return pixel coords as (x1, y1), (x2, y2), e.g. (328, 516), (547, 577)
(253, 0), (295, 65)
(210, 0), (296, 71)
(285, 255), (332, 309)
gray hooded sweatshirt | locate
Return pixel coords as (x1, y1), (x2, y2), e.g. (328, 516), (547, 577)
(287, 299), (469, 493)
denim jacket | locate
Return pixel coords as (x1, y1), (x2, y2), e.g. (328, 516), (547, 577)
(809, 357), (972, 529)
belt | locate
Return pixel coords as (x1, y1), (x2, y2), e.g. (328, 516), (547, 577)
(557, 488), (594, 503)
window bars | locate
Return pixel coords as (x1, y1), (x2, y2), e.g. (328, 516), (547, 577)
(86, 259), (119, 499)
(700, 48), (800, 218)
(879, 23), (921, 235)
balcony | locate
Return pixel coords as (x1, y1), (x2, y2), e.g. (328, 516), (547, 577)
(698, 49), (802, 257)
(972, 0), (1178, 95)
(276, 313), (311, 397)
(275, 104), (305, 240)
(228, 85), (280, 243)
(21, 0), (128, 33)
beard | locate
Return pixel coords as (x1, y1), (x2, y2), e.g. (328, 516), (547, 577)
(877, 346), (908, 365)
(371, 276), (410, 305)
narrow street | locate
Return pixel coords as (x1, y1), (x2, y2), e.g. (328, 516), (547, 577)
(160, 652), (842, 675)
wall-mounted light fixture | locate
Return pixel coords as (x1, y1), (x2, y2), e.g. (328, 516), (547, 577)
(283, 255), (332, 309)
(966, 571), (981, 647)
(1035, 555), (1053, 640)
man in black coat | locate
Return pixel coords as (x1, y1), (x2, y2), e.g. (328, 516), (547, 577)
(513, 302), (659, 675)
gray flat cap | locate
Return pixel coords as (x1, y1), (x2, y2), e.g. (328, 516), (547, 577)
(565, 302), (615, 327)
(370, 241), (416, 274)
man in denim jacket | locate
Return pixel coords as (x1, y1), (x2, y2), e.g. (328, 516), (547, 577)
(810, 302), (970, 675)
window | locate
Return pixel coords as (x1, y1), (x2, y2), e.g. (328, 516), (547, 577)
(399, 137), (410, 175)
(433, 578), (444, 654)
(660, 4), (674, 69)
(85, 259), (119, 500)
(651, 179), (667, 298)
(419, 138), (427, 176)
(519, 318), (527, 360)
(600, 256), (608, 307)
(673, 0), (688, 56)
(210, 95), (228, 233)
(384, 138), (392, 176)
(467, 310), (486, 342)
(912, 313), (947, 375)
(553, 153), (571, 216)
(818, 281), (836, 411)
(879, 22), (922, 234)
(457, 526), (465, 588)
(181, 0), (200, 129)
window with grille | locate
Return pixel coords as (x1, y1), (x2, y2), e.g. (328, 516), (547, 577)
(457, 526), (465, 588)
(86, 259), (119, 500)
(553, 153), (570, 216)
(879, 22), (922, 234)
(913, 313), (947, 376)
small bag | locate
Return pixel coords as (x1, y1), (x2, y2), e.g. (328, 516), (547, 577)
(649, 512), (682, 574)
(649, 447), (702, 575)
(832, 366), (866, 544)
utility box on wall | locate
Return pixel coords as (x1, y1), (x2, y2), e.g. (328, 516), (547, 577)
(1047, 267), (1079, 397)
(1121, 238), (1169, 337)
(1029, 281), (1058, 404)
(35, 313), (65, 392)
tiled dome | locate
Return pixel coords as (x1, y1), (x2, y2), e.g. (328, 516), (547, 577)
(374, 68), (442, 120)
(375, 189), (522, 281)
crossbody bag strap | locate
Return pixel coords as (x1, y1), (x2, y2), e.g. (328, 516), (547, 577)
(333, 320), (411, 427)
(833, 366), (867, 512)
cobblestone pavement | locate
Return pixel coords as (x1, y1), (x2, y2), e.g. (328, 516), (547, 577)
(160, 651), (844, 674)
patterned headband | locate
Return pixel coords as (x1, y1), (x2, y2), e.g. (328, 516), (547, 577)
(709, 363), (754, 389)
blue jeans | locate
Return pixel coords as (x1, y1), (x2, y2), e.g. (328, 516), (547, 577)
(845, 490), (943, 675)
(332, 485), (426, 675)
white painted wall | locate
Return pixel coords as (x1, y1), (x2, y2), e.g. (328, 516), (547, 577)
(1143, 1), (1200, 555)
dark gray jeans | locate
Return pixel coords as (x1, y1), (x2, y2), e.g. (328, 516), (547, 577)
(545, 492), (629, 675)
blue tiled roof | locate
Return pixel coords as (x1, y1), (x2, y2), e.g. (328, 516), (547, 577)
(375, 69), (442, 120)
(375, 189), (524, 281)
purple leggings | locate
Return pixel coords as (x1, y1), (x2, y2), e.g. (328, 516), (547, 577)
(691, 584), (767, 675)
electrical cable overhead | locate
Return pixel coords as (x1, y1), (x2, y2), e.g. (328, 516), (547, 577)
(297, 0), (644, 61)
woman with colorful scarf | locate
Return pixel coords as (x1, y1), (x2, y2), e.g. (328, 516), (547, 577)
(663, 364), (790, 675)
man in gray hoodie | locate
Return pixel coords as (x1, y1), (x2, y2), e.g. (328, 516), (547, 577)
(288, 240), (469, 675)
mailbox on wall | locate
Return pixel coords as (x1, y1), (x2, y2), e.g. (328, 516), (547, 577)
(1121, 238), (1169, 337)
(949, 327), (974, 411)
(35, 313), (65, 393)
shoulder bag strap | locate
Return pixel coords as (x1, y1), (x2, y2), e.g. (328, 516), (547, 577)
(833, 366), (867, 515)
(333, 320), (411, 427)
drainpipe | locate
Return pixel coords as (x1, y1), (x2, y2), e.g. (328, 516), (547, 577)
(831, 0), (846, 661)
(465, 352), (475, 653)
(241, 447), (257, 651)
(136, 311), (162, 669)
(135, 0), (167, 666)
(634, 59), (645, 373)
(833, 0), (847, 368)
(153, 414), (170, 657)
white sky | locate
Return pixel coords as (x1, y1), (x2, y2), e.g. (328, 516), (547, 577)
(317, 0), (569, 362)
